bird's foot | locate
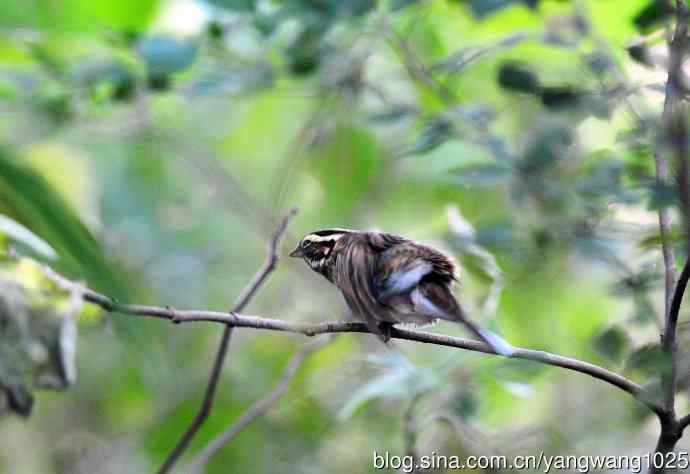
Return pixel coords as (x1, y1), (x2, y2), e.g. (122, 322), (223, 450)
(377, 322), (393, 343)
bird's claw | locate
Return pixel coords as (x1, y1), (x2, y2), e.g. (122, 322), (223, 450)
(378, 322), (393, 343)
(167, 306), (182, 324)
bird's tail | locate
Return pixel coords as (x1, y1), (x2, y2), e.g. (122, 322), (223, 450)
(456, 307), (514, 357)
(413, 282), (513, 356)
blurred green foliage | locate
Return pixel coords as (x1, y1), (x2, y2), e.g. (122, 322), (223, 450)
(0, 0), (688, 472)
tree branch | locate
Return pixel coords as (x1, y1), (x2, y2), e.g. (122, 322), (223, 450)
(665, 258), (690, 370)
(186, 337), (331, 473)
(648, 258), (690, 474)
(654, 152), (678, 319)
(654, 36), (678, 319)
(679, 412), (690, 430)
(651, 2), (690, 470)
(157, 324), (234, 474)
(156, 206), (298, 474)
(44, 267), (665, 418)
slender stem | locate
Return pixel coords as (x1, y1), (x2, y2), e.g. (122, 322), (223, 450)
(651, 13), (678, 319)
(187, 338), (330, 473)
(665, 259), (690, 366)
(43, 265), (664, 417)
(650, 257), (690, 473)
(655, 151), (678, 319)
(156, 325), (234, 474)
(654, 26), (678, 315)
(401, 394), (422, 474)
(663, 0), (689, 416)
(386, 29), (457, 105)
(156, 207), (298, 473)
(651, 2), (690, 470)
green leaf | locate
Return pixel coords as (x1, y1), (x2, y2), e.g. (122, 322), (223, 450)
(647, 182), (675, 210)
(183, 64), (274, 97)
(626, 344), (670, 377)
(0, 261), (81, 417)
(519, 124), (572, 175)
(0, 214), (57, 259)
(402, 117), (455, 156)
(253, 12), (281, 36)
(497, 62), (540, 94)
(284, 0), (376, 18)
(610, 267), (661, 296)
(392, 0), (419, 11)
(367, 106), (415, 125)
(539, 86), (584, 109)
(0, 0), (159, 32)
(627, 43), (653, 66)
(434, 33), (529, 74)
(285, 20), (331, 76)
(638, 227), (684, 250)
(453, 390), (479, 419)
(447, 206), (504, 282)
(205, 0), (256, 11)
(137, 36), (198, 85)
(338, 354), (439, 420)
(464, 0), (538, 19)
(629, 294), (658, 326)
(0, 150), (127, 297)
(585, 52), (612, 76)
(76, 60), (137, 103)
(449, 162), (512, 187)
(633, 0), (673, 32)
(592, 326), (631, 363)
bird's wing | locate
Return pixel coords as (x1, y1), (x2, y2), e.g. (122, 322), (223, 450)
(374, 241), (455, 302)
(375, 240), (513, 356)
(334, 234), (391, 335)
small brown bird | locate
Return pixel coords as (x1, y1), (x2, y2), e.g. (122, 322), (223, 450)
(290, 228), (513, 356)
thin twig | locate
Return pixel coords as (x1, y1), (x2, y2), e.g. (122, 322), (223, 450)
(655, 150), (678, 319)
(386, 29), (457, 105)
(665, 259), (690, 370)
(186, 337), (331, 473)
(651, 2), (690, 471)
(430, 412), (507, 461)
(42, 266), (664, 417)
(662, 0), (689, 419)
(156, 207), (298, 474)
(157, 325), (234, 474)
(653, 0), (685, 321)
(650, 259), (690, 473)
(401, 394), (422, 474)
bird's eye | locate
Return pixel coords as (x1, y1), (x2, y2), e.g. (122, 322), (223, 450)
(302, 240), (312, 249)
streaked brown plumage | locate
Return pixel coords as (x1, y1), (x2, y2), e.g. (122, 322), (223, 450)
(290, 228), (513, 356)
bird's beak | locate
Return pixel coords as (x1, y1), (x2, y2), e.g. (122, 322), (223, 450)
(289, 247), (303, 258)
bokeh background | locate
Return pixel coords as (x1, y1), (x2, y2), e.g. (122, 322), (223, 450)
(1, 0), (689, 472)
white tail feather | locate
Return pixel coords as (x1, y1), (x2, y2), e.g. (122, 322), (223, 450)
(477, 328), (514, 357)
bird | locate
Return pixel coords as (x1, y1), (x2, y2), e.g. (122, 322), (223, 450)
(289, 228), (513, 356)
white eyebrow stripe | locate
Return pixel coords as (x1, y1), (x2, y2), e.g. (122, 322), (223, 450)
(306, 234), (343, 243)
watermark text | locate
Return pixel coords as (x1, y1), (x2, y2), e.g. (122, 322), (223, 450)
(372, 450), (690, 473)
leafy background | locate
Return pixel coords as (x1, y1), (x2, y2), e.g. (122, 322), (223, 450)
(0, 0), (688, 472)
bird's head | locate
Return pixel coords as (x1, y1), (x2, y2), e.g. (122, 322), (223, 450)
(290, 228), (354, 275)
